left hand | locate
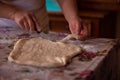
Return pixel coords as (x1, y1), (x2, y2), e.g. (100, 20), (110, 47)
(68, 18), (88, 40)
(11, 9), (41, 32)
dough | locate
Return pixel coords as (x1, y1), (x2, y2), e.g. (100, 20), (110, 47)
(8, 37), (82, 67)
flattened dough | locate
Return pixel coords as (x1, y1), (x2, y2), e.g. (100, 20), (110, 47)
(8, 37), (82, 67)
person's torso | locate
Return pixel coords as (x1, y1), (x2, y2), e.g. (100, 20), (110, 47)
(2, 0), (45, 11)
(0, 0), (49, 31)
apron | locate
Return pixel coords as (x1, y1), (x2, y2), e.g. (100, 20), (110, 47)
(0, 0), (49, 32)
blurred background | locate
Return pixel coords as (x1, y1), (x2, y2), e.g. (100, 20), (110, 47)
(46, 0), (120, 79)
(46, 0), (120, 39)
(46, 0), (61, 12)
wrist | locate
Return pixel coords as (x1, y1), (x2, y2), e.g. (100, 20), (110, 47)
(67, 16), (82, 23)
(68, 17), (82, 26)
(9, 8), (19, 20)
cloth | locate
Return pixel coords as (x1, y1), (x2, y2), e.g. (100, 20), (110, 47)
(0, 0), (49, 31)
(0, 26), (118, 80)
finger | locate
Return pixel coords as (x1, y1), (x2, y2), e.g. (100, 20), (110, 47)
(31, 14), (41, 31)
(23, 19), (30, 31)
(17, 20), (26, 29)
(26, 14), (35, 32)
(75, 24), (80, 35)
(69, 24), (77, 35)
(78, 25), (88, 40)
(78, 21), (84, 34)
(82, 25), (88, 36)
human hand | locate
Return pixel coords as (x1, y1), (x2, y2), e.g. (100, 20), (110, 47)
(11, 9), (40, 32)
(68, 18), (88, 40)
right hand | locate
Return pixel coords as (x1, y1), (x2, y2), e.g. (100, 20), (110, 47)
(11, 10), (40, 32)
(68, 18), (88, 41)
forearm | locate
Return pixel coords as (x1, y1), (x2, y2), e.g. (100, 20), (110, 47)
(0, 1), (17, 19)
(57, 0), (80, 22)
